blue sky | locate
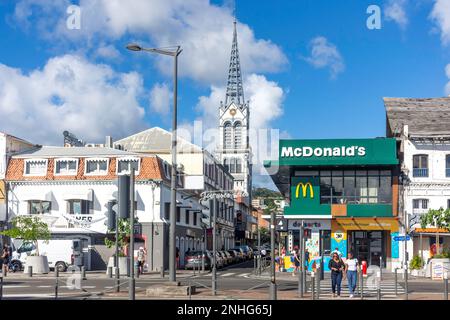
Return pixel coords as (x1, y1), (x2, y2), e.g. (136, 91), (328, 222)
(0, 0), (450, 187)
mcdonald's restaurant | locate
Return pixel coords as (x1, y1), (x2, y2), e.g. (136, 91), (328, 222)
(264, 138), (402, 271)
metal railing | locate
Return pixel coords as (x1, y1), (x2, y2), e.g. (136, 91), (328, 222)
(413, 168), (428, 177)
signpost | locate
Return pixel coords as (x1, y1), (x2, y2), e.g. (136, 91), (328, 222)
(275, 218), (288, 232)
(394, 235), (411, 242)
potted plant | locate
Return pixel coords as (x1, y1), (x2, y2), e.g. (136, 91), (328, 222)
(1, 216), (51, 274)
(105, 218), (131, 275)
(409, 255), (424, 276)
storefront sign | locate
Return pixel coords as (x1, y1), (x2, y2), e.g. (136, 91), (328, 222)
(289, 220), (331, 230)
(295, 182), (314, 199)
(278, 138), (398, 166)
(335, 218), (399, 232)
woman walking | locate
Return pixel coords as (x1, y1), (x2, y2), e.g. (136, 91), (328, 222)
(328, 252), (345, 298)
(293, 248), (301, 276)
(345, 252), (359, 298)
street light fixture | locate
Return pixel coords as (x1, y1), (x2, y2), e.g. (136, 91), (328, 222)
(126, 43), (182, 282)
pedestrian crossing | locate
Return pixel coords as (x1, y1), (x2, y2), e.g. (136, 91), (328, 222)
(314, 278), (405, 298)
(196, 271), (252, 279)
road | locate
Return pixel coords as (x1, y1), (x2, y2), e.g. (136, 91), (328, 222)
(0, 260), (448, 299)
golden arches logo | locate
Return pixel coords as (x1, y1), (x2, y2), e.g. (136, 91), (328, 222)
(295, 182), (314, 199)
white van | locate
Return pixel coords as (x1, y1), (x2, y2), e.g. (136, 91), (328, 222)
(12, 239), (75, 272)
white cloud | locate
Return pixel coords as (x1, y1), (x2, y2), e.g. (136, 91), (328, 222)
(304, 36), (345, 79)
(430, 0), (450, 45)
(12, 0), (288, 85)
(0, 55), (146, 145)
(149, 83), (172, 115)
(95, 44), (121, 60)
(445, 64), (450, 95)
(384, 0), (409, 29)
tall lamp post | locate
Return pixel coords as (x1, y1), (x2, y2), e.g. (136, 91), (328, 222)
(126, 43), (182, 282)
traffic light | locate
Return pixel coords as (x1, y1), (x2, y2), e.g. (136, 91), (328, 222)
(118, 175), (130, 219)
(105, 200), (117, 231)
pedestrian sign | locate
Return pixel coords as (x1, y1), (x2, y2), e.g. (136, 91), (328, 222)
(394, 235), (411, 241)
(276, 218), (288, 231)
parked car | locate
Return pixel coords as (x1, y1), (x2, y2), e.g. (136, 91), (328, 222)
(227, 250), (240, 263)
(206, 250), (224, 269)
(231, 247), (245, 261)
(237, 245), (253, 259)
(184, 251), (211, 270)
(222, 251), (234, 265)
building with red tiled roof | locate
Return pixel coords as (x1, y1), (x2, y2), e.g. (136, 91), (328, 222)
(5, 145), (204, 271)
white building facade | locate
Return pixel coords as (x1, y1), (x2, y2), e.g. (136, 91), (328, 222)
(5, 146), (204, 271)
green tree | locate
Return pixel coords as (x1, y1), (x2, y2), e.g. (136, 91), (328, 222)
(0, 216), (51, 256)
(258, 227), (270, 244)
(420, 207), (450, 256)
(104, 218), (131, 257)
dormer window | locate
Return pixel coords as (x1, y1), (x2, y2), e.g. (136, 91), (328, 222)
(24, 159), (48, 176)
(117, 158), (140, 175)
(55, 158), (78, 175)
(85, 158), (109, 175)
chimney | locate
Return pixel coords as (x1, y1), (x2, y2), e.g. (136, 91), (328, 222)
(105, 136), (113, 148)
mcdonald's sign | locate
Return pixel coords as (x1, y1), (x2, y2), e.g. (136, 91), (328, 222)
(295, 182), (314, 199)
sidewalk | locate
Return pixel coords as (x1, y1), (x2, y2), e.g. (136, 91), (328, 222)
(0, 269), (210, 280)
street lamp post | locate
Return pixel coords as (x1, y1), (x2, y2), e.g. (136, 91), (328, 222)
(127, 44), (182, 282)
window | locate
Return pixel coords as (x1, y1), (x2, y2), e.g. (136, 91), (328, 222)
(193, 212), (198, 226)
(224, 122), (232, 149)
(317, 169), (392, 205)
(85, 159), (108, 175)
(67, 199), (91, 215)
(413, 199), (429, 210)
(413, 155), (429, 177)
(29, 201), (51, 214)
(24, 159), (48, 176)
(117, 158), (140, 174)
(236, 158), (242, 173)
(234, 122), (242, 148)
(55, 159), (78, 175)
(446, 155), (450, 178)
(224, 159), (229, 172)
(448, 199), (450, 209)
(176, 207), (181, 223)
(185, 210), (190, 225)
(164, 202), (170, 220)
(229, 158), (236, 173)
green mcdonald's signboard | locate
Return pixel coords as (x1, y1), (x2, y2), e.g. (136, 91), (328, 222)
(278, 138), (398, 166)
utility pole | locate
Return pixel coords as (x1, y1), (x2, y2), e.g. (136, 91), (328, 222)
(299, 220), (304, 297)
(115, 177), (120, 292)
(212, 201), (217, 296)
(129, 168), (135, 300)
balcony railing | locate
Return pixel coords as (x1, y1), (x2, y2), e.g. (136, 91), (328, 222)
(413, 168), (428, 177)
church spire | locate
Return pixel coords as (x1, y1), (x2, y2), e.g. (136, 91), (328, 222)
(225, 20), (245, 107)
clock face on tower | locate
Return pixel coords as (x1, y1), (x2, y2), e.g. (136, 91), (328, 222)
(230, 108), (237, 116)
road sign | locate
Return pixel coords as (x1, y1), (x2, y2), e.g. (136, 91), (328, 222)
(394, 235), (411, 241)
(276, 218), (288, 231)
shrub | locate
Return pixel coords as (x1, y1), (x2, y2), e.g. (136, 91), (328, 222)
(409, 255), (424, 270)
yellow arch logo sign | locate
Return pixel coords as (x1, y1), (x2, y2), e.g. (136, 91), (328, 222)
(295, 182), (314, 199)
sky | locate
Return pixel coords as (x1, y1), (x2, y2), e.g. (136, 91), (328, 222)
(0, 0), (450, 189)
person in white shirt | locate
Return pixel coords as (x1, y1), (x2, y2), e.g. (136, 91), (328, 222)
(331, 247), (343, 258)
(345, 252), (359, 298)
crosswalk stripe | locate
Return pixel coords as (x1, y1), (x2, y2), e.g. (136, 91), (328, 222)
(221, 273), (235, 277)
(3, 285), (30, 288)
(238, 273), (250, 277)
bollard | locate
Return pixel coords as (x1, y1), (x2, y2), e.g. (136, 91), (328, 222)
(28, 266), (33, 277)
(394, 268), (398, 296)
(303, 269), (307, 293)
(0, 274), (3, 301)
(404, 267), (408, 300)
(115, 267), (120, 293)
(160, 266), (165, 278)
(298, 269), (303, 298)
(311, 272), (316, 300)
(54, 269), (59, 300)
(376, 271), (381, 300)
(254, 256), (257, 274)
(359, 270), (364, 299)
(135, 265), (140, 279)
(316, 269), (321, 299)
(202, 254), (205, 273)
(81, 266), (87, 280)
(379, 257), (383, 280)
(107, 266), (113, 278)
(444, 272), (448, 301)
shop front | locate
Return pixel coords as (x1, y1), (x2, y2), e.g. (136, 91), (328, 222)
(265, 138), (400, 271)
